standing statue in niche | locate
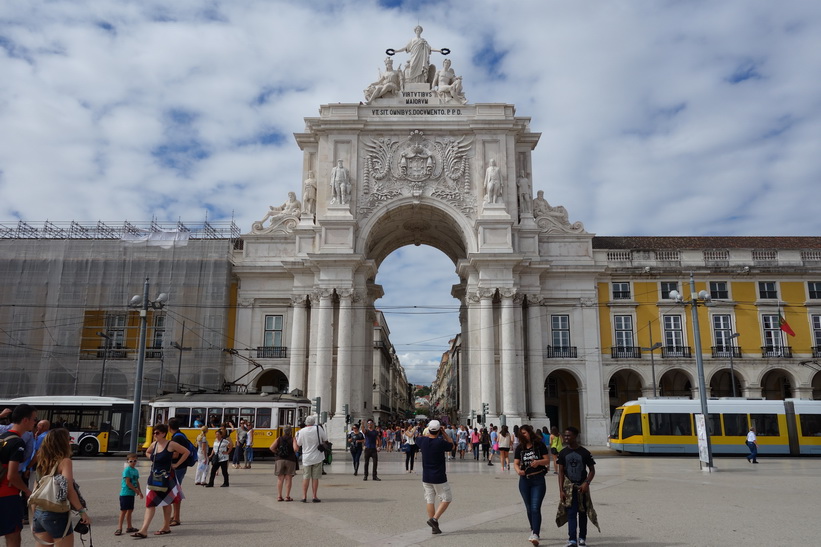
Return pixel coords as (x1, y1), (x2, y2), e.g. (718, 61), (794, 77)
(330, 159), (351, 206)
(364, 57), (403, 104)
(483, 158), (503, 204)
(389, 25), (446, 84)
(302, 171), (317, 215)
(433, 58), (467, 104)
(517, 169), (532, 214)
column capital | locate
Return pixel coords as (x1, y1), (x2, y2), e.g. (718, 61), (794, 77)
(290, 294), (308, 306)
(311, 288), (334, 301)
(499, 288), (517, 300)
(526, 294), (543, 306)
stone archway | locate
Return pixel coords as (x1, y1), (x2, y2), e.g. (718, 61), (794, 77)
(607, 369), (643, 415)
(255, 368), (289, 393)
(709, 369), (744, 398)
(760, 368), (794, 400)
(659, 368), (693, 398)
(813, 371), (821, 400)
(544, 370), (581, 432)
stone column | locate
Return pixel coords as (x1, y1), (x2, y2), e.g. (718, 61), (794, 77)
(500, 289), (518, 416)
(526, 295), (547, 419)
(334, 289), (354, 414)
(313, 289), (334, 408)
(479, 288), (496, 415)
(289, 295), (309, 393)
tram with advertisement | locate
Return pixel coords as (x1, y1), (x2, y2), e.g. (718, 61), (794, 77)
(143, 392), (311, 451)
(0, 396), (138, 456)
(608, 398), (821, 456)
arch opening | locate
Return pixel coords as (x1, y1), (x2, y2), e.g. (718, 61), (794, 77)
(256, 368), (289, 393)
(659, 368), (693, 398)
(760, 369), (794, 400)
(709, 369), (744, 398)
(608, 369), (643, 415)
(544, 370), (580, 432)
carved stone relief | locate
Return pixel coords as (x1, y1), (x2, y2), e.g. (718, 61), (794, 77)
(532, 189), (587, 234)
(251, 191), (301, 234)
(359, 130), (475, 218)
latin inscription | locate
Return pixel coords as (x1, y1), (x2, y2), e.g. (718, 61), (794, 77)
(370, 108), (464, 116)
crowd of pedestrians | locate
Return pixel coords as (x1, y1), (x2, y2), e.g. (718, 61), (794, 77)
(1, 404), (604, 547)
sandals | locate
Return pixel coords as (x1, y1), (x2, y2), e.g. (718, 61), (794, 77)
(169, 519), (181, 526)
(154, 530), (171, 535)
(115, 529), (123, 536)
(131, 532), (148, 539)
(126, 528), (139, 533)
(277, 496), (284, 502)
(285, 497), (293, 502)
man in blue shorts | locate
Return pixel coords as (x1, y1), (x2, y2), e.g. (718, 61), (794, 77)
(1, 404), (37, 547)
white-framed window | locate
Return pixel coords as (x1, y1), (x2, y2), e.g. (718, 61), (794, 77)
(105, 313), (127, 348)
(660, 281), (678, 300)
(614, 315), (634, 348)
(713, 314), (734, 350)
(551, 315), (570, 347)
(264, 315), (284, 347)
(709, 281), (729, 300)
(762, 314), (783, 350)
(808, 282), (821, 300)
(152, 315), (166, 348)
(663, 315), (684, 352)
(812, 315), (821, 350)
(612, 282), (631, 300)
(758, 282), (778, 299)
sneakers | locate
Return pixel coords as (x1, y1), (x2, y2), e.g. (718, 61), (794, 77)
(579, 540), (587, 546)
(427, 518), (441, 534)
(528, 532), (540, 545)
(565, 541), (578, 547)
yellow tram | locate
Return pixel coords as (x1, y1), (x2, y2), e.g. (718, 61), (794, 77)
(608, 398), (821, 455)
(144, 392), (311, 450)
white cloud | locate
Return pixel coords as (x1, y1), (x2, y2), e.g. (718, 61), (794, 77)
(2, 0), (820, 383)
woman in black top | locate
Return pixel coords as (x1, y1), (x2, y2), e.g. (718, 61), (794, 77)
(348, 424), (365, 476)
(513, 424), (550, 546)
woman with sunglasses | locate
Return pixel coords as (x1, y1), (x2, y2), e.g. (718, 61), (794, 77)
(131, 423), (188, 538)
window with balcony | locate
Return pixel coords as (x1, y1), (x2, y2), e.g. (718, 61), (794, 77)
(809, 282), (821, 300)
(660, 281), (678, 300)
(546, 315), (577, 358)
(712, 314), (739, 357)
(612, 282), (631, 300)
(662, 315), (688, 357)
(762, 314), (790, 357)
(709, 281), (728, 300)
(612, 315), (639, 358)
(758, 282), (778, 300)
(147, 315), (165, 359)
(258, 315), (287, 358)
(813, 315), (821, 358)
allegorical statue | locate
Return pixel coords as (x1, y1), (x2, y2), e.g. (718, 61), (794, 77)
(330, 159), (351, 205)
(364, 57), (403, 104)
(483, 158), (503, 204)
(255, 191), (301, 229)
(302, 171), (317, 215)
(532, 189), (569, 221)
(517, 169), (532, 214)
(433, 58), (467, 104)
(391, 25), (444, 84)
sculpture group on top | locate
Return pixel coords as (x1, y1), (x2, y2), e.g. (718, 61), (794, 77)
(363, 26), (467, 105)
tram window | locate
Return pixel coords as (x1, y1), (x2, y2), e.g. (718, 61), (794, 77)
(707, 414), (721, 436)
(609, 409), (624, 437)
(174, 407), (191, 427)
(207, 408), (223, 427)
(799, 414), (821, 436)
(224, 408), (239, 426)
(622, 413), (641, 438)
(256, 408), (272, 428)
(240, 407), (255, 425)
(723, 414), (748, 436)
(649, 413), (692, 436)
(153, 408), (168, 426)
(192, 408), (205, 427)
(750, 414), (780, 436)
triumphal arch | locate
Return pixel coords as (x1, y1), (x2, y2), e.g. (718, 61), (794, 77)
(233, 28), (607, 443)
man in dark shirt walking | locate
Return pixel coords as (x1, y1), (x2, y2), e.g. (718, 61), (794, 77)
(415, 420), (454, 535)
(557, 426), (597, 547)
(362, 419), (381, 481)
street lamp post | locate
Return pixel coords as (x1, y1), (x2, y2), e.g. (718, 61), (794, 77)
(127, 278), (168, 454)
(171, 320), (192, 394)
(726, 331), (741, 397)
(670, 272), (714, 470)
(97, 331), (112, 396)
(641, 333), (663, 397)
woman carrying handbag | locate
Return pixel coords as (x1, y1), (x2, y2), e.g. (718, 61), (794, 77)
(206, 430), (232, 487)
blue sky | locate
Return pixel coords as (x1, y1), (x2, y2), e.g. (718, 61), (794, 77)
(1, 0), (820, 384)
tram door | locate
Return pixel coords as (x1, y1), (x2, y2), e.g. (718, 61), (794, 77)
(109, 408), (132, 451)
(278, 408), (295, 437)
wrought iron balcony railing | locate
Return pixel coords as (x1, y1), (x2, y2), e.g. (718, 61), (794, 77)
(545, 346), (578, 358)
(761, 346), (792, 358)
(712, 346), (742, 358)
(256, 346), (288, 359)
(611, 346), (641, 359)
(661, 346), (692, 358)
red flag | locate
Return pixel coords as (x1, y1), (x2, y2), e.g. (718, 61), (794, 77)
(779, 312), (796, 337)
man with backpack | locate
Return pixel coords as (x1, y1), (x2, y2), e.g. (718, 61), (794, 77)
(0, 404), (37, 547)
(168, 417), (195, 528)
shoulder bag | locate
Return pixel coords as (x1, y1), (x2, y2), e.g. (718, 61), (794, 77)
(146, 443), (170, 492)
(28, 464), (71, 513)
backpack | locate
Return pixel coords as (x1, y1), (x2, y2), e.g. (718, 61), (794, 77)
(172, 432), (198, 467)
(276, 436), (292, 459)
(0, 432), (21, 486)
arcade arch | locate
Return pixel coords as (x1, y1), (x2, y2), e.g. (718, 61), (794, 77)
(659, 368), (693, 398)
(760, 368), (794, 400)
(544, 370), (581, 432)
(255, 368), (289, 393)
(709, 369), (744, 398)
(812, 371), (821, 400)
(607, 369), (643, 415)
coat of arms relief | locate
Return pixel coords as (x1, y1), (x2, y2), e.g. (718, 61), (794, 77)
(358, 130), (476, 219)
